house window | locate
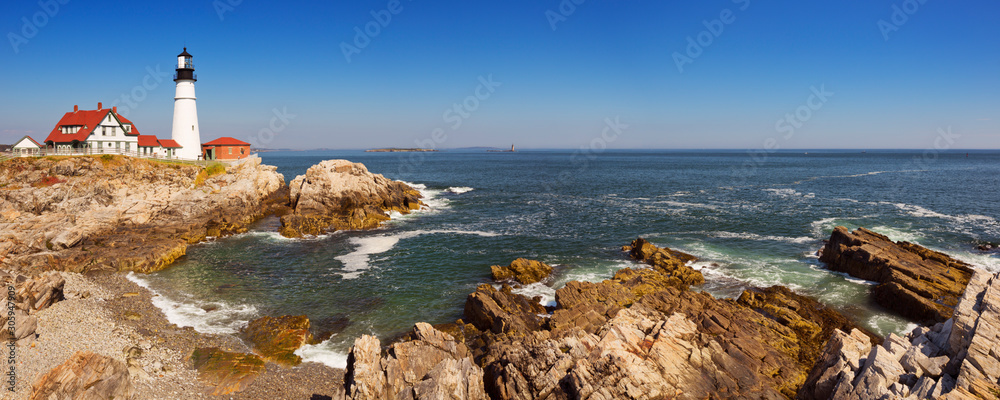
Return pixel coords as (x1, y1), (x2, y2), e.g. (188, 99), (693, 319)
(102, 127), (106, 136)
(240, 147), (245, 155)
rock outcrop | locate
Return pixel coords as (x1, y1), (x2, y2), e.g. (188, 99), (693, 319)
(387, 238), (879, 399)
(490, 258), (553, 285)
(241, 315), (313, 366)
(343, 322), (487, 400)
(799, 270), (1000, 399)
(280, 160), (423, 237)
(0, 155), (286, 274)
(820, 226), (974, 324)
(624, 237), (704, 287)
(30, 351), (134, 400)
(0, 270), (65, 345)
(190, 347), (266, 396)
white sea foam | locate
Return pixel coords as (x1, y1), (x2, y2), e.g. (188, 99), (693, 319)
(401, 182), (450, 214)
(708, 231), (814, 244)
(653, 200), (720, 210)
(335, 229), (500, 279)
(810, 217), (840, 237)
(445, 186), (474, 194)
(126, 272), (257, 335)
(295, 342), (349, 369)
(508, 282), (557, 308)
(950, 252), (1000, 272)
(868, 225), (923, 243)
(763, 188), (814, 199)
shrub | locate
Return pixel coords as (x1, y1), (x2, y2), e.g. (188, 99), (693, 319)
(33, 175), (66, 187)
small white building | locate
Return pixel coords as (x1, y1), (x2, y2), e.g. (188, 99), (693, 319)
(138, 135), (182, 158)
(12, 136), (43, 157)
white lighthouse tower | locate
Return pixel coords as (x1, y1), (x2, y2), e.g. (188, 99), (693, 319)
(171, 48), (201, 160)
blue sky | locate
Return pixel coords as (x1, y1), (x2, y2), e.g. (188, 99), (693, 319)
(1, 0), (997, 149)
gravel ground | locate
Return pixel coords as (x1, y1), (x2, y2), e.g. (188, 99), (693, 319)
(9, 271), (345, 400)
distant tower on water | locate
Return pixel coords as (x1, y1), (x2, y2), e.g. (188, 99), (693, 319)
(171, 48), (201, 160)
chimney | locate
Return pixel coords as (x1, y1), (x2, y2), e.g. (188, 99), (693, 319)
(97, 102), (102, 110)
(73, 105), (78, 113)
(113, 106), (117, 114)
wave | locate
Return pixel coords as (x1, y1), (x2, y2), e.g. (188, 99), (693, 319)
(335, 229), (501, 279)
(445, 186), (474, 194)
(126, 272), (257, 335)
(507, 282), (557, 308)
(763, 188), (815, 199)
(868, 225), (923, 243)
(295, 342), (349, 369)
(707, 231), (814, 244)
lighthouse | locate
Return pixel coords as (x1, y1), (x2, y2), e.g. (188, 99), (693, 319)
(170, 48), (201, 160)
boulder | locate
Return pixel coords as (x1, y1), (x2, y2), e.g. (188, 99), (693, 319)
(625, 237), (704, 287)
(820, 226), (974, 324)
(241, 315), (312, 366)
(30, 351), (134, 400)
(463, 284), (546, 336)
(490, 258), (553, 284)
(344, 323), (487, 400)
(279, 159), (422, 237)
(190, 347), (266, 396)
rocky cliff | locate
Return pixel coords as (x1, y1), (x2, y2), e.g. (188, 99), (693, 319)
(341, 239), (878, 400)
(800, 270), (1000, 399)
(0, 155), (285, 274)
(820, 226), (974, 324)
(280, 159), (423, 237)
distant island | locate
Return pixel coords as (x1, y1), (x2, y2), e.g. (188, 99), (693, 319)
(365, 148), (439, 153)
(487, 144), (516, 153)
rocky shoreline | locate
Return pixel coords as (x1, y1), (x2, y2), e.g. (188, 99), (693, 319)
(3, 155), (999, 399)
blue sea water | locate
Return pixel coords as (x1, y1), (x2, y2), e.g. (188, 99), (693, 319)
(128, 150), (1000, 368)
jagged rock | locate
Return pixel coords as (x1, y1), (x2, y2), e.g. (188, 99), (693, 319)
(801, 270), (1000, 399)
(279, 159), (422, 237)
(625, 237), (704, 287)
(463, 284), (546, 336)
(190, 347), (266, 396)
(490, 258), (552, 285)
(0, 156), (286, 274)
(241, 315), (312, 366)
(344, 323), (487, 400)
(799, 328), (874, 400)
(30, 351), (134, 400)
(820, 226), (974, 324)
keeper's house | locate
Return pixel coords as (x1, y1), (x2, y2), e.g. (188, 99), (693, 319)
(202, 137), (251, 160)
(44, 103), (139, 153)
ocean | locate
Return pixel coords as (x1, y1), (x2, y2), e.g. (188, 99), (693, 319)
(127, 149), (1000, 369)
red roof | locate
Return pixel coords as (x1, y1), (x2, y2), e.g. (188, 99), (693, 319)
(43, 107), (140, 144)
(137, 135), (160, 147)
(158, 139), (182, 148)
(203, 137), (250, 146)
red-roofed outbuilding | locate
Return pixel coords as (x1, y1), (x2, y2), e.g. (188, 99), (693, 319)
(202, 137), (251, 160)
